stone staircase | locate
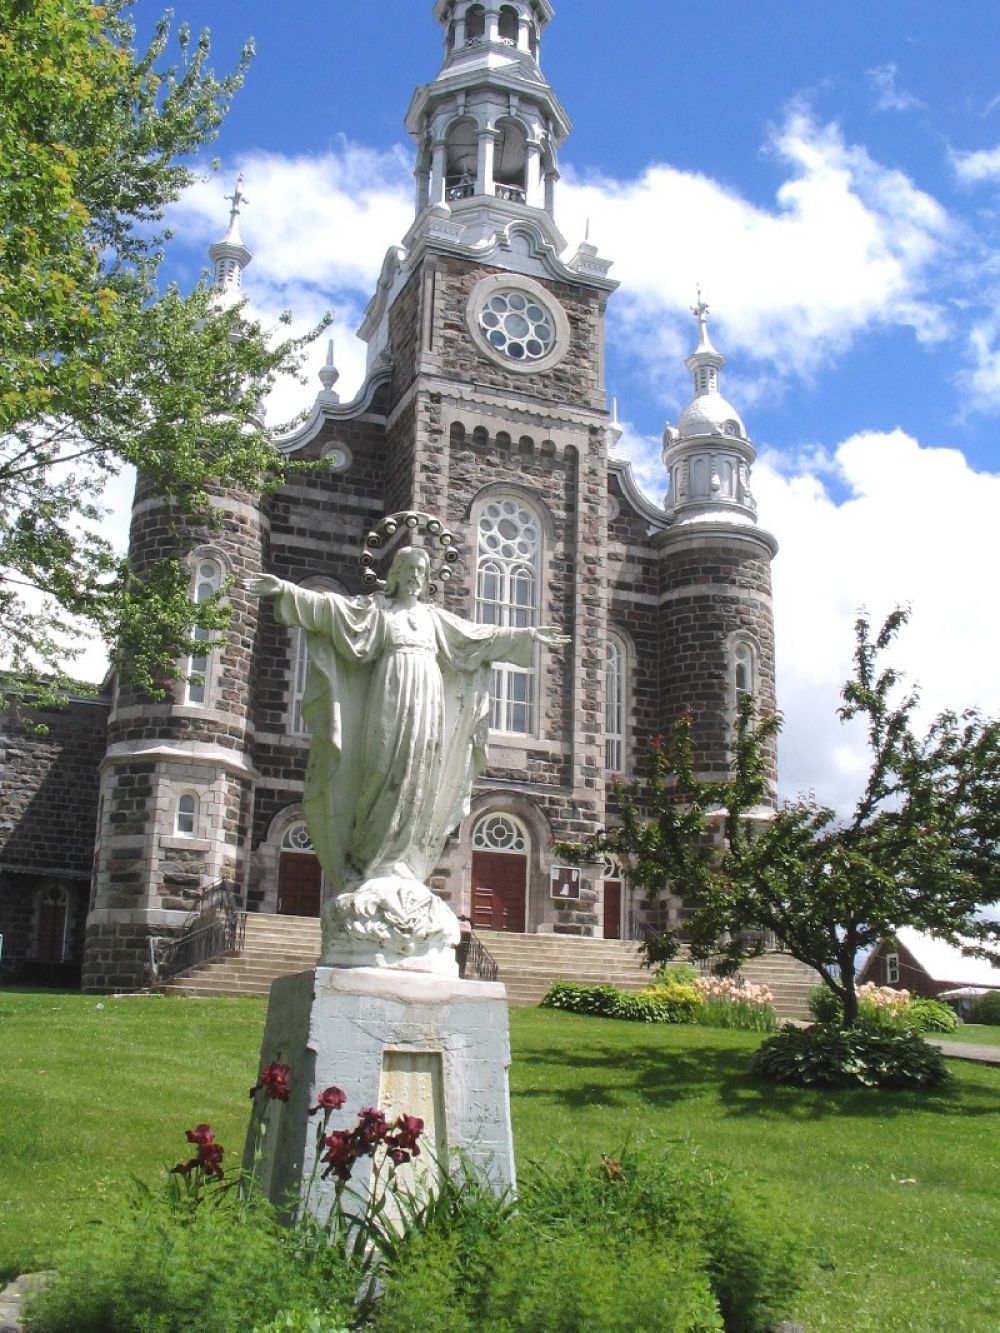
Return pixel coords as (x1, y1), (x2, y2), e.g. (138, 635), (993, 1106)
(160, 912), (321, 998)
(159, 913), (819, 1018)
(476, 931), (650, 1006)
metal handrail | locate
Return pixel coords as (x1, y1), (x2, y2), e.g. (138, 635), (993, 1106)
(456, 924), (499, 983)
(625, 911), (657, 943)
(151, 879), (245, 986)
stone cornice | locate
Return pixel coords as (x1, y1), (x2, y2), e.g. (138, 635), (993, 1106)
(101, 741), (260, 781)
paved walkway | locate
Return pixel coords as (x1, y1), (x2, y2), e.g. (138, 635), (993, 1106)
(928, 1038), (1000, 1065)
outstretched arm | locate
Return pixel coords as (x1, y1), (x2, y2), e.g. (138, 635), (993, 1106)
(244, 573), (288, 599)
(533, 626), (571, 649)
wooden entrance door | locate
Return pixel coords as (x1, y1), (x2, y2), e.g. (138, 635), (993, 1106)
(603, 879), (622, 940)
(36, 892), (67, 961)
(278, 852), (322, 917)
(471, 851), (527, 932)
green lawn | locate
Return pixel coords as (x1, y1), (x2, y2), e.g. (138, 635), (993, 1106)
(2, 990), (999, 1331)
(938, 1022), (1000, 1047)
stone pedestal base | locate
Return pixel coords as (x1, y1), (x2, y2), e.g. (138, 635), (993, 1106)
(247, 967), (515, 1223)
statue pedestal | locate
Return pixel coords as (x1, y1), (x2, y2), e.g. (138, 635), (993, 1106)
(247, 966), (516, 1224)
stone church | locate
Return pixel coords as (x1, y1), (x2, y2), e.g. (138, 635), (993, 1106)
(0, 0), (777, 992)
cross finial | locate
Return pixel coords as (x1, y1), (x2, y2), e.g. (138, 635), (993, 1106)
(692, 284), (709, 322)
(226, 173), (249, 226)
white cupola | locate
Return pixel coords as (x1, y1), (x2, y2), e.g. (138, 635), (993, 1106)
(662, 299), (758, 525)
(209, 175), (252, 302)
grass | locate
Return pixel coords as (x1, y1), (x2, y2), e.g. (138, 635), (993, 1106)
(938, 1022), (1000, 1047)
(2, 989), (1000, 1331)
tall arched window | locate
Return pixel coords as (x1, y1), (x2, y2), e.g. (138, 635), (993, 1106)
(476, 498), (540, 735)
(606, 635), (626, 772)
(734, 641), (755, 704)
(498, 5), (519, 43)
(176, 792), (199, 837)
(465, 4), (486, 41)
(290, 628), (310, 736)
(185, 558), (223, 705)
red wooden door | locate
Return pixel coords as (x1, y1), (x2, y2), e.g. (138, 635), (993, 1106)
(471, 851), (527, 932)
(278, 852), (322, 917)
(603, 880), (622, 940)
(36, 899), (67, 961)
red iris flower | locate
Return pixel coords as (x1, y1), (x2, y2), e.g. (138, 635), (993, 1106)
(308, 1085), (347, 1116)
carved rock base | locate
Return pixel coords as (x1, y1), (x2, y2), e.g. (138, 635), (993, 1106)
(246, 967), (516, 1226)
(320, 875), (461, 976)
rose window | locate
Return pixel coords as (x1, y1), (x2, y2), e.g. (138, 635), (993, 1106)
(479, 290), (555, 362)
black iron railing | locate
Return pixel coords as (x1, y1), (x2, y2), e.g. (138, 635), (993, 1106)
(457, 925), (499, 983)
(151, 880), (245, 986)
(625, 911), (658, 943)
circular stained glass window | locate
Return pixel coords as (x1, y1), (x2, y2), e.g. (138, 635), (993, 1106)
(479, 290), (556, 362)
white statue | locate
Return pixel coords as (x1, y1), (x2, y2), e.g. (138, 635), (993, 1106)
(248, 547), (568, 974)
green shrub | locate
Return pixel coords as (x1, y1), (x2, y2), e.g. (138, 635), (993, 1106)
(972, 990), (1000, 1026)
(640, 980), (705, 1021)
(694, 998), (780, 1033)
(904, 997), (959, 1033)
(751, 1024), (951, 1089)
(653, 961), (700, 986)
(377, 1148), (805, 1333)
(807, 985), (843, 1024)
(540, 981), (677, 1023)
(23, 1190), (360, 1333)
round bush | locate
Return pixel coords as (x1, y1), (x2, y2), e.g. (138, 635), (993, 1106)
(905, 997), (959, 1033)
(972, 990), (1000, 1026)
(751, 1024), (950, 1089)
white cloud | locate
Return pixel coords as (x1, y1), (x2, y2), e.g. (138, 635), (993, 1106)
(559, 107), (950, 405)
(754, 430), (1000, 809)
(951, 143), (1000, 185)
(868, 63), (925, 114)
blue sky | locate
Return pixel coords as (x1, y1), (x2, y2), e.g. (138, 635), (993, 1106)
(120, 0), (1000, 807)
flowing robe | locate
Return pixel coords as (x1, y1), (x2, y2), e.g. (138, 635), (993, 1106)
(271, 584), (536, 889)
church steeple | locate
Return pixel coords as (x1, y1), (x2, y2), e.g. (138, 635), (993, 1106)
(407, 2), (569, 238)
(662, 298), (758, 526)
(209, 175), (252, 301)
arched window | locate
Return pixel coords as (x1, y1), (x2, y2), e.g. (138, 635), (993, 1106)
(494, 117), (528, 202)
(473, 812), (528, 853)
(176, 792), (199, 837)
(444, 117), (478, 200)
(476, 498), (541, 735)
(290, 628), (310, 736)
(281, 821), (314, 852)
(465, 4), (486, 41)
(606, 635), (626, 772)
(185, 558), (223, 705)
(734, 641), (755, 703)
(498, 5), (519, 43)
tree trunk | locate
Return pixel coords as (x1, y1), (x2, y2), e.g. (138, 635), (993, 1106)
(842, 977), (859, 1028)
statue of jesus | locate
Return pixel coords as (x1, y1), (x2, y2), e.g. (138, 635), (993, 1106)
(248, 546), (567, 972)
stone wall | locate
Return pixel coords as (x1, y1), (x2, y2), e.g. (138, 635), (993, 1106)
(0, 692), (107, 973)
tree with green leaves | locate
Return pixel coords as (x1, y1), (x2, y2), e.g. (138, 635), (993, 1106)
(0, 0), (323, 701)
(568, 610), (1000, 1028)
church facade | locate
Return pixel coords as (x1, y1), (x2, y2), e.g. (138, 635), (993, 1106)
(0, 0), (777, 992)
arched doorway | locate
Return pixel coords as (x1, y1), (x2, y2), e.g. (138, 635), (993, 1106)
(602, 857), (624, 941)
(277, 822), (322, 917)
(471, 814), (528, 932)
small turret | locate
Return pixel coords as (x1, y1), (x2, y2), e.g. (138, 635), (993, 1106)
(209, 175), (253, 301)
(662, 297), (757, 525)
